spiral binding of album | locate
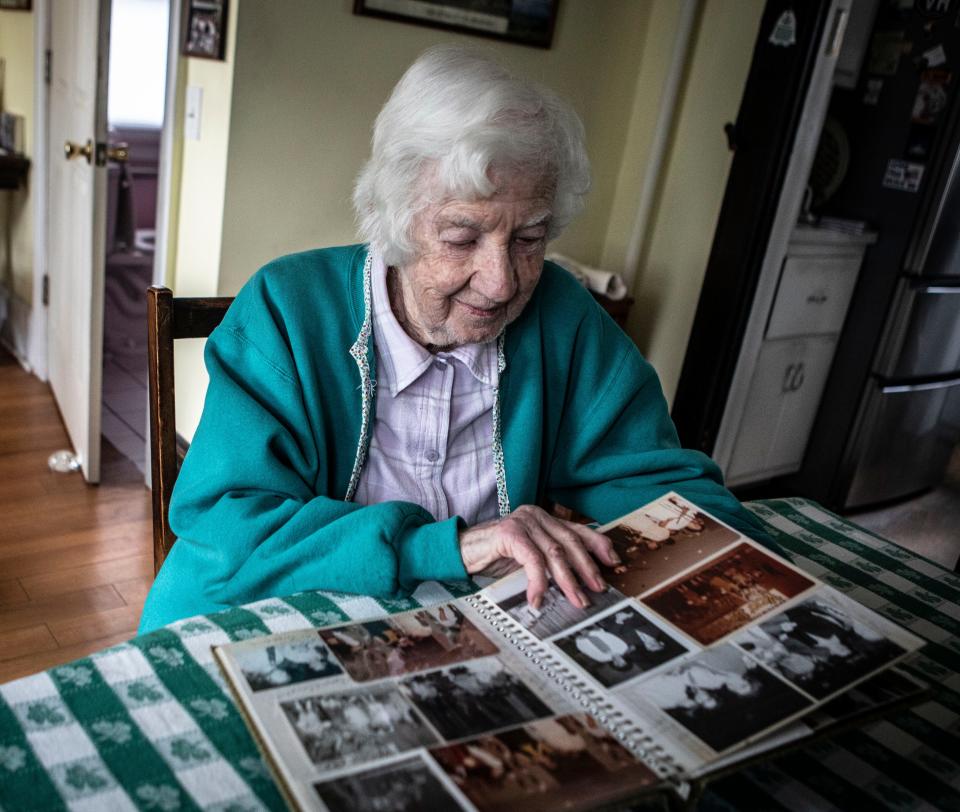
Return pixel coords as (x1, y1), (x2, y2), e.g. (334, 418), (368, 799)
(463, 592), (686, 786)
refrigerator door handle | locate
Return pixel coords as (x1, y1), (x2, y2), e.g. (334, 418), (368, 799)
(921, 286), (960, 294)
(882, 376), (960, 394)
(906, 138), (960, 274)
(825, 7), (849, 57)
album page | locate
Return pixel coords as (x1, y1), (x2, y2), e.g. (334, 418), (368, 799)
(701, 666), (929, 776)
(214, 598), (665, 812)
(478, 492), (926, 777)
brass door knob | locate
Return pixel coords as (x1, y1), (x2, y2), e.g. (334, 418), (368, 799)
(64, 139), (93, 163)
(106, 143), (129, 163)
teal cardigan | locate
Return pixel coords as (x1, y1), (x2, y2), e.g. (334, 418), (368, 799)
(139, 245), (771, 632)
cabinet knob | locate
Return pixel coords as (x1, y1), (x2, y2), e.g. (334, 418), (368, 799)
(782, 363), (805, 393)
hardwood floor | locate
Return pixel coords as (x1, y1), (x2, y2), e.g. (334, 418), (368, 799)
(0, 349), (152, 683)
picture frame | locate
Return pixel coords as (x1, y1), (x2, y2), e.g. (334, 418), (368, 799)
(182, 0), (229, 61)
(353, 0), (559, 49)
(0, 0), (33, 10)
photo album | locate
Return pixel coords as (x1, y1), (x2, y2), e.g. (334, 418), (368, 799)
(213, 493), (927, 812)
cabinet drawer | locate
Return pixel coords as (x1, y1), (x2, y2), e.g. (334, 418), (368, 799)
(767, 255), (861, 338)
(726, 336), (837, 485)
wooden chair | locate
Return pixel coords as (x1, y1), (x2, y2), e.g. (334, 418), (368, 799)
(147, 286), (234, 574)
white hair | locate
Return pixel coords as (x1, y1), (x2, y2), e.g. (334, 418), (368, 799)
(352, 45), (591, 266)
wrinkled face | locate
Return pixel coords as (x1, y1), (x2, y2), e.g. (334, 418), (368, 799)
(391, 171), (553, 349)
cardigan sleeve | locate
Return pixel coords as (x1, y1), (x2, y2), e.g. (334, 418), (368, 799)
(544, 304), (778, 551)
(139, 288), (468, 632)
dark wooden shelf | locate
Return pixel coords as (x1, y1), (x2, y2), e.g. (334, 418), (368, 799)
(592, 291), (635, 330)
(0, 154), (31, 190)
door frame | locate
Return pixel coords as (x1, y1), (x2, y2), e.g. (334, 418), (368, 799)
(24, 0), (49, 380)
(144, 0), (183, 486)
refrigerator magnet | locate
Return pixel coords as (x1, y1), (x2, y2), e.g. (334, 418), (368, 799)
(912, 69), (953, 124)
(882, 159), (926, 192)
(863, 78), (884, 106)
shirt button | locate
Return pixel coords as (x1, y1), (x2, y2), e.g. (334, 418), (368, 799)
(425, 450), (440, 463)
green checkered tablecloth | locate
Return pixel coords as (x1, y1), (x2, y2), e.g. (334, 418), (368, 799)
(0, 499), (957, 811)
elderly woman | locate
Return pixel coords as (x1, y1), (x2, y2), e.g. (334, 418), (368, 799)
(139, 46), (771, 633)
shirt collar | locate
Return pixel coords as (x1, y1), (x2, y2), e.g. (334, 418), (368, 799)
(370, 253), (499, 395)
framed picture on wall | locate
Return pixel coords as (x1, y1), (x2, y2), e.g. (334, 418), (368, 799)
(353, 0), (559, 49)
(182, 0), (229, 61)
(0, 0), (33, 10)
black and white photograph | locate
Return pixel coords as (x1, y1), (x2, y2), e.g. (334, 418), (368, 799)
(732, 592), (909, 700)
(182, 0), (229, 60)
(232, 632), (342, 691)
(280, 687), (437, 769)
(804, 667), (927, 731)
(487, 571), (627, 640)
(430, 714), (658, 812)
(321, 604), (498, 681)
(630, 644), (812, 753)
(313, 757), (462, 812)
(642, 543), (814, 645)
(600, 494), (740, 599)
(552, 605), (691, 688)
(400, 658), (553, 741)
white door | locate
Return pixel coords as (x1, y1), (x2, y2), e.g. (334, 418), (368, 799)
(47, 0), (111, 483)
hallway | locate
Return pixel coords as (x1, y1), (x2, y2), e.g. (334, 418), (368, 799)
(0, 349), (152, 682)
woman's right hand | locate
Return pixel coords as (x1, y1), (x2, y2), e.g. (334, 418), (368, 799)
(458, 504), (621, 610)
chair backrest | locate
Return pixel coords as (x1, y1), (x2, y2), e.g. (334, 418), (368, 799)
(147, 286), (234, 574)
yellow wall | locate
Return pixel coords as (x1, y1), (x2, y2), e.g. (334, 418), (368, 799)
(627, 0), (765, 404)
(168, 0), (240, 437)
(600, 0), (681, 277)
(217, 0), (651, 294)
(0, 9), (35, 306)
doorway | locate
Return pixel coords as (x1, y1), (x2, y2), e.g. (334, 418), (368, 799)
(100, 0), (170, 474)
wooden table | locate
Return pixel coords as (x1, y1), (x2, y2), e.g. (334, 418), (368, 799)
(0, 499), (956, 811)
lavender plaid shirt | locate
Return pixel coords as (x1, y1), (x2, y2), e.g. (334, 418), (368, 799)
(353, 254), (500, 527)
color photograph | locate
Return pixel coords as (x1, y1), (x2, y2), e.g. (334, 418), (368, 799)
(733, 592), (908, 700)
(552, 605), (691, 688)
(487, 571), (627, 640)
(430, 713), (658, 812)
(280, 687), (437, 769)
(321, 604), (498, 681)
(313, 757), (462, 812)
(232, 632), (342, 691)
(600, 494), (740, 598)
(642, 543), (815, 645)
(400, 658), (553, 741)
(631, 644), (812, 753)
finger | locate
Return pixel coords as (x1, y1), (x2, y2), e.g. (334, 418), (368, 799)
(528, 525), (590, 609)
(536, 515), (606, 593)
(568, 522), (622, 568)
(508, 537), (550, 611)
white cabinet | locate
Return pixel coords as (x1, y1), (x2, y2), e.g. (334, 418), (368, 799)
(766, 255), (861, 338)
(727, 336), (837, 482)
(724, 225), (876, 486)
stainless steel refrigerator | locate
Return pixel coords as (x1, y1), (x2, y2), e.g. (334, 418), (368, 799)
(800, 0), (960, 510)
(842, 158), (960, 508)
